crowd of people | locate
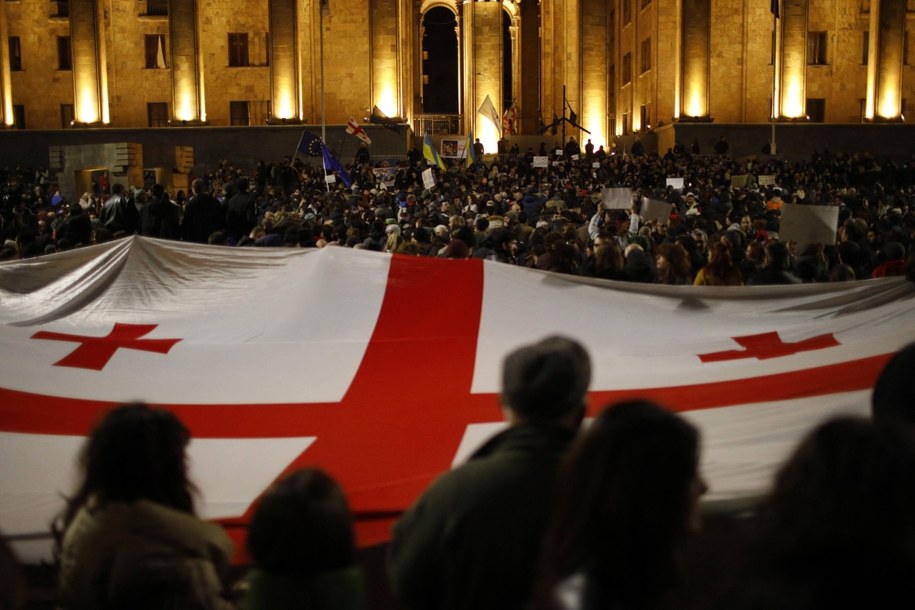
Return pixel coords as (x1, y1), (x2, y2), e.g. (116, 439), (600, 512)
(2, 141), (915, 285)
(2, 337), (914, 610)
(3, 140), (915, 608)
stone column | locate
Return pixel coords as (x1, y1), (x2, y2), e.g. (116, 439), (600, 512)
(372, 0), (401, 118)
(580, 0), (609, 145)
(0, 4), (13, 127)
(778, 0), (807, 118)
(679, 0), (710, 119)
(563, 0), (580, 135)
(270, 0), (300, 121)
(519, 0), (539, 134)
(69, 0), (108, 124)
(867, 0), (905, 120)
(462, 1), (502, 146)
(398, 0), (414, 125)
(169, 0), (205, 122)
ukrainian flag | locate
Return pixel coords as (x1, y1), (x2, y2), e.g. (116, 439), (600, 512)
(423, 133), (446, 170)
(466, 125), (478, 168)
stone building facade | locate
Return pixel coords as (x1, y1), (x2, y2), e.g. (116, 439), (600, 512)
(1, 0), (912, 151)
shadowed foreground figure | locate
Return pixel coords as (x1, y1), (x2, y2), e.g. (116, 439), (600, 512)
(721, 416), (915, 610)
(871, 340), (915, 427)
(241, 468), (367, 610)
(54, 403), (234, 610)
(532, 400), (706, 610)
(388, 335), (591, 610)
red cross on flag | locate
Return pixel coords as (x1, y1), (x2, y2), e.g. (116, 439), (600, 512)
(346, 117), (372, 145)
(2, 237), (914, 563)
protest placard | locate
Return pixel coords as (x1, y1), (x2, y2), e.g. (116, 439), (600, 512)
(422, 168), (436, 190)
(778, 204), (839, 245)
(602, 187), (633, 210)
(641, 197), (673, 225)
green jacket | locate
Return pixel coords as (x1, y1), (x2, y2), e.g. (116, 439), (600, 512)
(388, 423), (577, 610)
(59, 498), (234, 610)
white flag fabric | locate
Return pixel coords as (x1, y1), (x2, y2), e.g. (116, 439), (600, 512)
(345, 117), (372, 145)
(477, 95), (502, 134)
(2, 237), (914, 561)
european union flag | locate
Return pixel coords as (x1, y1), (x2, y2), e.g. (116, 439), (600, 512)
(369, 105), (402, 134)
(321, 143), (353, 188)
(296, 131), (323, 157)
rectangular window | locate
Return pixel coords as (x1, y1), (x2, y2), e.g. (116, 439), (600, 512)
(142, 0), (168, 17)
(807, 31), (827, 65)
(639, 38), (651, 73)
(622, 52), (632, 85)
(623, 0), (631, 25)
(228, 33), (249, 67)
(61, 104), (74, 128)
(640, 104), (650, 130)
(862, 31), (869, 65)
(806, 98), (825, 122)
(52, 0), (69, 18)
(144, 34), (168, 69)
(230, 101), (250, 126)
(57, 36), (71, 70)
(641, 0), (651, 7)
(9, 36), (22, 71)
(147, 102), (169, 127)
(12, 104), (25, 129)
(621, 112), (630, 136)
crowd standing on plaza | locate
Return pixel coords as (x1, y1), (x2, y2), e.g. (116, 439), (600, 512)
(2, 140), (915, 284)
(2, 141), (915, 609)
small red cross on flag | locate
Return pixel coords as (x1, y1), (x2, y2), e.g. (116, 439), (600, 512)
(32, 323), (181, 370)
(698, 331), (840, 363)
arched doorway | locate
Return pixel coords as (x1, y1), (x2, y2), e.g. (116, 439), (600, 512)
(421, 7), (458, 114)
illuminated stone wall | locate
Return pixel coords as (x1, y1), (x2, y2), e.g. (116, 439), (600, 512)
(0, 0), (910, 132)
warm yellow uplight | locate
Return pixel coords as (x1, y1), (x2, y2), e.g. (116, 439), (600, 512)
(377, 83), (399, 120)
(477, 116), (499, 153)
(76, 86), (99, 124)
(274, 88), (295, 120)
(781, 77), (804, 118)
(685, 89), (705, 119)
(584, 92), (607, 149)
(877, 86), (900, 119)
(175, 91), (194, 122)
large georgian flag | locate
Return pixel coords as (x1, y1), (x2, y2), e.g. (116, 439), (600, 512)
(2, 237), (914, 562)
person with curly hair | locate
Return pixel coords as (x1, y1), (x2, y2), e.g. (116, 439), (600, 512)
(55, 403), (234, 610)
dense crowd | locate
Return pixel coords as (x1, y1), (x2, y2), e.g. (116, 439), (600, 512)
(3, 143), (915, 284)
(3, 141), (915, 609)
